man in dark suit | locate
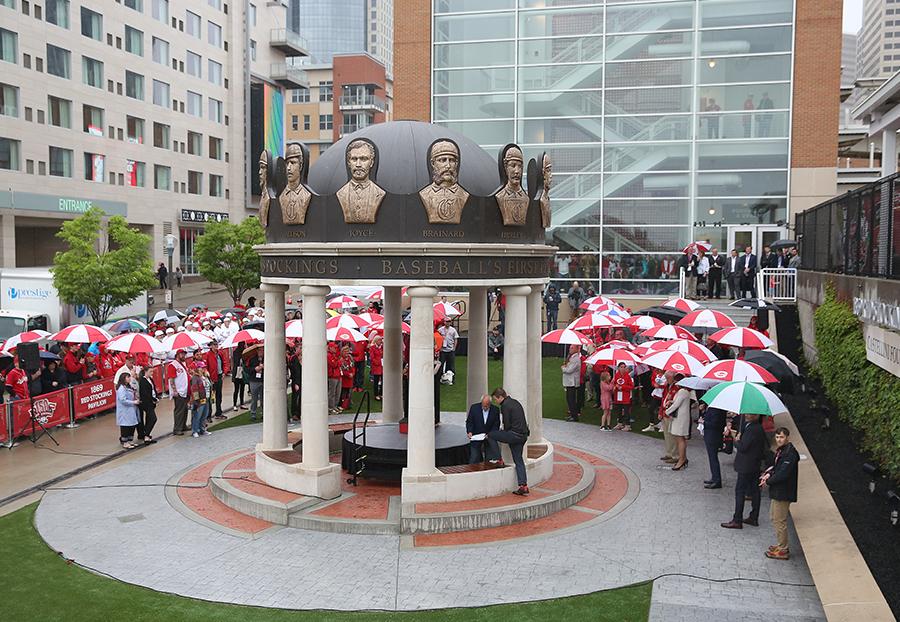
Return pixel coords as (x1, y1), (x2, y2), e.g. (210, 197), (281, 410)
(721, 413), (766, 529)
(738, 246), (758, 298)
(708, 248), (726, 299)
(724, 249), (740, 300)
(701, 404), (727, 488)
(465, 394), (501, 464)
(487, 387), (531, 495)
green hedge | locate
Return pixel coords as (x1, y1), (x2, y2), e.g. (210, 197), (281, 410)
(813, 286), (900, 480)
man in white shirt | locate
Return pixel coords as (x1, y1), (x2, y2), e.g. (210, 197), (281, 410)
(114, 354), (141, 392)
(167, 349), (190, 435)
(724, 249), (740, 300)
(696, 250), (710, 300)
(438, 317), (459, 384)
(556, 255), (571, 278)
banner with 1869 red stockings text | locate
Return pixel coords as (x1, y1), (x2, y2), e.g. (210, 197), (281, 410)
(11, 388), (72, 438)
(72, 378), (116, 420)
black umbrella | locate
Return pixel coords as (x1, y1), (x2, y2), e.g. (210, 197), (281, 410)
(218, 307), (246, 318)
(637, 305), (687, 324)
(769, 239), (797, 250)
(730, 298), (782, 311)
(743, 350), (798, 394)
(185, 304), (207, 314)
(242, 320), (265, 331)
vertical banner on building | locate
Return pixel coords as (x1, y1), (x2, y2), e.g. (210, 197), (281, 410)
(71, 378), (117, 420)
(264, 84), (285, 158)
(11, 389), (72, 437)
(126, 159), (137, 187)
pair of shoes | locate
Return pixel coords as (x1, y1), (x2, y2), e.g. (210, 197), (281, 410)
(191, 432), (200, 438)
(173, 431), (184, 436)
(704, 482), (722, 489)
(488, 459), (505, 466)
(661, 456), (676, 463)
(143, 437), (157, 444)
(202, 430), (212, 436)
(622, 425), (632, 432)
(613, 423), (625, 430)
(214, 414), (227, 420)
(743, 517), (759, 526)
(765, 549), (790, 560)
(720, 520), (743, 529)
(249, 415), (257, 421)
(641, 424), (657, 432)
(121, 442), (137, 449)
(671, 460), (688, 471)
(565, 415), (579, 422)
(512, 485), (530, 496)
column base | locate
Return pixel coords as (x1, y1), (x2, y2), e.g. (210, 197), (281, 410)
(255, 445), (342, 500)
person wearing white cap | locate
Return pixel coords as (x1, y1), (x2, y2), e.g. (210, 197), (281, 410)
(154, 330), (164, 338)
(221, 316), (238, 340)
(176, 326), (186, 333)
(165, 327), (175, 335)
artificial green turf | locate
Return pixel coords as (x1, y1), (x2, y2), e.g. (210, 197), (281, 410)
(4, 503), (652, 622)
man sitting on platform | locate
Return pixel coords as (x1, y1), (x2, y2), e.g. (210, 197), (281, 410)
(487, 387), (531, 496)
(465, 394), (500, 464)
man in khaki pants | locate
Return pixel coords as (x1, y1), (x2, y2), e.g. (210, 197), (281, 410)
(760, 427), (800, 560)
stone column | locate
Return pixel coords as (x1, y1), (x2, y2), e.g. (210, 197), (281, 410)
(527, 285), (544, 444)
(405, 286), (438, 476)
(382, 285), (403, 423)
(466, 286), (488, 408)
(299, 284), (330, 468)
(502, 286), (531, 412)
(0, 212), (15, 268)
(261, 283), (289, 450)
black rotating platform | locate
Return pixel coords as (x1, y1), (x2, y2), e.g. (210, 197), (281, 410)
(341, 423), (470, 481)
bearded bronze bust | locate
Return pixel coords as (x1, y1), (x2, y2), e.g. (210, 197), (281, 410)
(336, 139), (386, 224)
(495, 145), (529, 226)
(419, 139), (470, 224)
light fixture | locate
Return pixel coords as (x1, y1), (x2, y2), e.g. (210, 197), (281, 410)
(708, 208), (716, 215)
(707, 59), (717, 69)
(863, 463), (880, 494)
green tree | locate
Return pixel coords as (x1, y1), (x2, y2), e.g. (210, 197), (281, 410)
(194, 217), (265, 305)
(51, 206), (157, 325)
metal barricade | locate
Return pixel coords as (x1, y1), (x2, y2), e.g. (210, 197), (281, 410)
(756, 268), (797, 302)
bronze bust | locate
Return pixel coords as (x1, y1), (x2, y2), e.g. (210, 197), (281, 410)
(539, 152), (552, 229)
(259, 150), (272, 227)
(419, 139), (470, 224)
(495, 145), (529, 226)
(279, 142), (312, 225)
(336, 139), (386, 224)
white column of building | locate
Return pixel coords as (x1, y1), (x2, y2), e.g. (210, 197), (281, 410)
(299, 285), (331, 469)
(466, 286), (488, 408)
(0, 213), (15, 268)
(381, 285), (403, 423)
(261, 283), (289, 450)
(883, 128), (898, 177)
(405, 286), (438, 476)
(526, 285), (544, 444)
(502, 286), (531, 411)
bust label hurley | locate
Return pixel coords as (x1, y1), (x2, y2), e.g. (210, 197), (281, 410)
(261, 256), (549, 279)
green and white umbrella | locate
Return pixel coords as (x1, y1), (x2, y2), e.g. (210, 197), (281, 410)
(699, 380), (788, 416)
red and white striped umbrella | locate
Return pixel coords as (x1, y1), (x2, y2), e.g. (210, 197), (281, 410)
(660, 339), (718, 363)
(567, 312), (623, 331)
(639, 324), (697, 341)
(700, 359), (778, 383)
(708, 327), (774, 350)
(434, 301), (462, 318)
(1, 330), (51, 353)
(582, 303), (631, 319)
(326, 295), (365, 310)
(357, 312), (384, 325)
(585, 348), (642, 367)
(640, 350), (706, 376)
(368, 320), (411, 335)
(106, 332), (167, 354)
(677, 309), (736, 330)
(367, 289), (384, 301)
(603, 339), (634, 350)
(623, 315), (664, 331)
(327, 326), (367, 343)
(581, 295), (621, 308)
(195, 311), (221, 322)
(632, 341), (668, 358)
(682, 241), (712, 255)
(326, 313), (372, 330)
(161, 331), (212, 352)
(50, 324), (113, 343)
(663, 297), (702, 312)
(285, 319), (303, 339)
(219, 329), (266, 349)
(541, 328), (592, 346)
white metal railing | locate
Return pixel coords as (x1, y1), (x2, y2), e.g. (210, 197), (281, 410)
(678, 267), (686, 299)
(756, 268), (797, 302)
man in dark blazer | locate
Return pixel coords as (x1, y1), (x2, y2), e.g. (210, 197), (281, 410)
(487, 387), (531, 495)
(721, 413), (766, 529)
(465, 394), (500, 464)
(737, 246), (758, 298)
(724, 249), (740, 300)
(708, 247), (726, 299)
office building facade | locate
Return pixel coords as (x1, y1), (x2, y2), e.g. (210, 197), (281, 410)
(395, 0), (841, 296)
(857, 0), (900, 79)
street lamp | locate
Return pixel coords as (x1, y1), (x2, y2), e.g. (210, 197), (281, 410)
(164, 233), (176, 310)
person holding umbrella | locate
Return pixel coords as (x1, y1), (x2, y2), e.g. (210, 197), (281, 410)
(664, 375), (694, 470)
(721, 412), (766, 529)
(562, 344), (582, 422)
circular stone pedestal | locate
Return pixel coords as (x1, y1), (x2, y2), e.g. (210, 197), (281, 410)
(341, 423), (469, 480)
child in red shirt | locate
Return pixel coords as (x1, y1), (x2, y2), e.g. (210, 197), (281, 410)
(339, 345), (355, 409)
(612, 362), (635, 431)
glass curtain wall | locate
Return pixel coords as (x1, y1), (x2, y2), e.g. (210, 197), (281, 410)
(432, 0), (794, 296)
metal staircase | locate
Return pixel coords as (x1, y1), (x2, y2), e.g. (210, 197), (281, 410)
(346, 391), (372, 486)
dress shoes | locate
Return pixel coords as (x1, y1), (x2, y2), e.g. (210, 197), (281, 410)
(720, 521), (743, 529)
(704, 482), (722, 489)
(743, 517), (759, 526)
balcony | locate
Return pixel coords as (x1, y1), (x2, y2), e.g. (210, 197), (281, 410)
(338, 94), (386, 113)
(270, 64), (309, 89)
(269, 28), (309, 57)
(339, 123), (374, 138)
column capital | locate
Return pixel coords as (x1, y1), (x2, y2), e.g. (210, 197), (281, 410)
(530, 284), (545, 295)
(501, 285), (532, 297)
(299, 284), (331, 296)
(406, 286), (438, 298)
(260, 282), (289, 293)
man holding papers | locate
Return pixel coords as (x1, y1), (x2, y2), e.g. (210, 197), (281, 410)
(465, 394), (501, 464)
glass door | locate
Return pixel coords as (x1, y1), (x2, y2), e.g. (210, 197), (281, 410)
(758, 226), (786, 252)
(728, 227), (755, 254)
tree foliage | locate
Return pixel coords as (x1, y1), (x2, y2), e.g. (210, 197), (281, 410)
(51, 206), (156, 325)
(194, 217), (265, 305)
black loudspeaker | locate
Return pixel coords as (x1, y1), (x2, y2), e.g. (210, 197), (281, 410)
(18, 341), (41, 372)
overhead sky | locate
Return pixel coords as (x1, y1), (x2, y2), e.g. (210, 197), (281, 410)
(844, 0), (863, 34)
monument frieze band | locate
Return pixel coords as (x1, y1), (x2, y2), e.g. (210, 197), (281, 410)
(260, 255), (552, 280)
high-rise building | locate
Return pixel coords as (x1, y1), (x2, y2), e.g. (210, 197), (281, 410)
(0, 0), (306, 273)
(289, 0), (393, 77)
(394, 0), (841, 297)
(856, 0), (900, 79)
(843, 33), (859, 88)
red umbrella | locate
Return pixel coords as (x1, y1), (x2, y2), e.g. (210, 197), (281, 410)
(368, 320), (411, 335)
(708, 327), (774, 350)
(640, 350), (706, 376)
(326, 314), (372, 330)
(682, 241), (712, 255)
(659, 339), (717, 363)
(639, 324), (697, 341)
(541, 329), (592, 346)
(357, 312), (384, 325)
(585, 348), (642, 367)
(677, 309), (736, 331)
(700, 360), (778, 383)
(581, 295), (621, 308)
(567, 312), (623, 331)
(326, 326), (366, 342)
(219, 328), (265, 349)
(50, 324), (113, 343)
(367, 289), (384, 301)
(602, 339), (634, 350)
(106, 332), (166, 355)
(326, 295), (365, 310)
(623, 315), (664, 331)
(285, 319), (303, 339)
(1, 330), (51, 353)
(434, 301), (462, 319)
(663, 297), (702, 312)
(161, 331), (212, 352)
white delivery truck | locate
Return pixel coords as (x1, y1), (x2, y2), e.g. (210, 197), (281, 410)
(0, 268), (148, 341)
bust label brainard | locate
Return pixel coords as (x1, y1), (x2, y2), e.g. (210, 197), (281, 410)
(422, 229), (465, 239)
(261, 255), (549, 280)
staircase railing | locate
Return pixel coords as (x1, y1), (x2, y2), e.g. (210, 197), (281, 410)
(756, 268), (797, 303)
(346, 391), (371, 486)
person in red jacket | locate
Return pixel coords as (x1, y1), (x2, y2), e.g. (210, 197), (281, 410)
(203, 342), (226, 420)
(96, 345), (116, 379)
(62, 344), (85, 386)
(612, 362), (635, 431)
(5, 357), (34, 400)
(327, 342), (342, 413)
(339, 344), (355, 409)
(368, 335), (384, 400)
(351, 339), (367, 392)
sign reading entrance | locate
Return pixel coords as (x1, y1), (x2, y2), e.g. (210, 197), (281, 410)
(862, 323), (900, 378)
(260, 255), (551, 280)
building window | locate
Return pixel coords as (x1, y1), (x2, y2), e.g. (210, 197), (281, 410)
(291, 115), (298, 131)
(126, 160), (144, 186)
(0, 83), (18, 117)
(208, 59), (222, 85)
(84, 152), (104, 182)
(47, 44), (70, 78)
(208, 98), (223, 123)
(207, 0), (221, 9)
(82, 104), (103, 136)
(186, 51), (201, 78)
(49, 146), (73, 177)
(187, 131), (202, 155)
(319, 81), (333, 102)
(153, 121), (170, 148)
(186, 10), (200, 38)
(81, 56), (103, 88)
(152, 0), (167, 23)
(209, 136), (223, 160)
(0, 29), (15, 64)
(187, 91), (202, 117)
(47, 95), (71, 127)
(209, 174), (223, 197)
(187, 170), (202, 194)
(125, 26), (143, 56)
(292, 87), (310, 103)
(249, 3), (256, 26)
(125, 71), (144, 100)
(0, 137), (20, 170)
(152, 37), (169, 65)
(46, 0), (69, 28)
(154, 164), (170, 190)
(126, 115), (144, 143)
(250, 39), (257, 61)
(303, 114), (310, 130)
(208, 21), (222, 48)
(319, 114), (333, 130)
(152, 79), (169, 107)
(124, 0), (142, 12)
(80, 7), (102, 41)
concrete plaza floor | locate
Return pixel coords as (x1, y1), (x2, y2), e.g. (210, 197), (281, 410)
(33, 413), (825, 620)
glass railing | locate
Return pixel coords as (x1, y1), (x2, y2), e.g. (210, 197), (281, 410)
(270, 64), (309, 86)
(270, 28), (309, 53)
(338, 94), (386, 110)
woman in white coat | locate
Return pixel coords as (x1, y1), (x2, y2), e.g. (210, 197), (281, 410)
(116, 372), (141, 449)
(665, 374), (695, 470)
(561, 344), (582, 422)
